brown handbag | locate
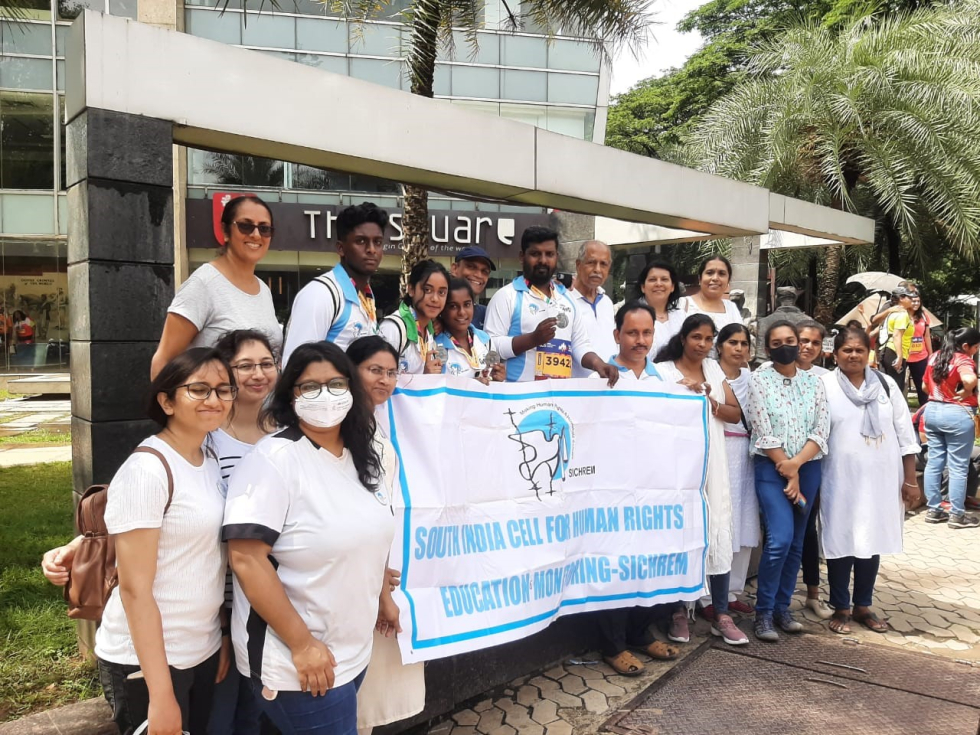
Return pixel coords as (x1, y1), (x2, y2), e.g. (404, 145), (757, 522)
(64, 447), (174, 621)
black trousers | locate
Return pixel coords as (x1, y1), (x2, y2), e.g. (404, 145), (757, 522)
(909, 358), (929, 406)
(801, 492), (821, 588)
(880, 347), (908, 394)
(98, 651), (220, 735)
(594, 605), (664, 658)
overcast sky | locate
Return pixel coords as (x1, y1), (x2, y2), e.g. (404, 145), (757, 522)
(610, 0), (705, 97)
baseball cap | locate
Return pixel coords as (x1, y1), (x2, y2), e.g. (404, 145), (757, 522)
(892, 286), (913, 298)
(455, 246), (496, 271)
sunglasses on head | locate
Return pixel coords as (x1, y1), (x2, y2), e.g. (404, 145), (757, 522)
(233, 221), (275, 237)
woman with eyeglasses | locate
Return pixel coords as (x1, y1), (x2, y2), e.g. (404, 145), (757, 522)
(346, 336), (425, 735)
(151, 195), (283, 379)
(224, 342), (398, 735)
(94, 348), (238, 735)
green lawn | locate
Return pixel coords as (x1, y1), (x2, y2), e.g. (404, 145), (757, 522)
(0, 428), (71, 447)
(0, 462), (100, 721)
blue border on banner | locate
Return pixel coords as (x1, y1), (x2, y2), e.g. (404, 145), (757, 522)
(388, 384), (711, 652)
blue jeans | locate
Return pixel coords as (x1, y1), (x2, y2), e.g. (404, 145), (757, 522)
(709, 573), (730, 615)
(754, 456), (821, 617)
(924, 401), (976, 516)
(252, 669), (366, 735)
(826, 556), (880, 611)
(208, 656), (261, 735)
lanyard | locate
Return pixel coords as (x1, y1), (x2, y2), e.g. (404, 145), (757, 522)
(355, 284), (376, 324)
(450, 329), (484, 369)
(527, 279), (554, 305)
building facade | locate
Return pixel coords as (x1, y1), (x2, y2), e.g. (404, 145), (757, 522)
(0, 0), (611, 371)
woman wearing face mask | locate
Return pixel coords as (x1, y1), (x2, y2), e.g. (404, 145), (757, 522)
(436, 279), (506, 384)
(705, 323), (760, 621)
(380, 259), (450, 375)
(636, 260), (686, 360)
(655, 315), (746, 646)
(681, 256), (742, 355)
(746, 321), (831, 642)
(906, 291), (933, 406)
(223, 343), (398, 735)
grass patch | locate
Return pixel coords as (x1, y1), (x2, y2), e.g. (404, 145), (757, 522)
(0, 429), (71, 447)
(0, 462), (100, 721)
(0, 388), (9, 401)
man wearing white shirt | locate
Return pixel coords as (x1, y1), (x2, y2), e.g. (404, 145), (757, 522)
(282, 203), (385, 362)
(484, 226), (619, 385)
(569, 240), (616, 377)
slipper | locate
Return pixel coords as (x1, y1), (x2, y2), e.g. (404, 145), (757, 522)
(829, 610), (852, 635)
(853, 611), (889, 633)
(630, 640), (679, 661)
(604, 650), (646, 677)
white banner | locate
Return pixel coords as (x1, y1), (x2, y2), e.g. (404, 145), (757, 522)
(387, 376), (709, 664)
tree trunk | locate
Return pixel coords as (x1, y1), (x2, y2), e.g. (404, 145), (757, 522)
(814, 243), (843, 324)
(400, 0), (441, 294)
(882, 216), (901, 275)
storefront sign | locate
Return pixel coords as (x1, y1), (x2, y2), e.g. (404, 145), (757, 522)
(186, 196), (552, 260)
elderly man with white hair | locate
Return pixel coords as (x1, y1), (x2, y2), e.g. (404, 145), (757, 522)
(569, 240), (616, 377)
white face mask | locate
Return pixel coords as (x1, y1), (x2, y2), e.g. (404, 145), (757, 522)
(294, 390), (354, 429)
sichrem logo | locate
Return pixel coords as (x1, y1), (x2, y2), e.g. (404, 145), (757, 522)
(505, 403), (574, 500)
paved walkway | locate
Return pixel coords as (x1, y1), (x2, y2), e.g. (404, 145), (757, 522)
(433, 508), (980, 735)
(0, 395), (71, 466)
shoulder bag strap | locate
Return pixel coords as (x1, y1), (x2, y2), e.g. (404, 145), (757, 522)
(132, 446), (175, 513)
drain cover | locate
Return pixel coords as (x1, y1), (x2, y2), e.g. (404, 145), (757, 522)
(604, 637), (980, 735)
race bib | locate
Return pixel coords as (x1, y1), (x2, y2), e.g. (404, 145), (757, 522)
(534, 339), (572, 380)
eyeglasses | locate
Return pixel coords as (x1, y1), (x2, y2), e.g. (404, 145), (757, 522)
(178, 382), (238, 401)
(365, 365), (398, 380)
(294, 377), (350, 399)
(233, 221), (275, 238)
(231, 360), (279, 374)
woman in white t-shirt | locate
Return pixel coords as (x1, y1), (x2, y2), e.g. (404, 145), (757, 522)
(96, 348), (238, 735)
(638, 260), (687, 361)
(151, 195), (283, 379)
(680, 255), (743, 357)
(379, 259), (449, 375)
(209, 329), (279, 735)
(435, 279), (507, 383)
(224, 342), (398, 735)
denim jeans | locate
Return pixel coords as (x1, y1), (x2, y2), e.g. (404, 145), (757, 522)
(924, 401), (976, 515)
(754, 456), (821, 617)
(208, 654), (261, 735)
(709, 573), (731, 615)
(253, 669), (366, 735)
(826, 556), (880, 611)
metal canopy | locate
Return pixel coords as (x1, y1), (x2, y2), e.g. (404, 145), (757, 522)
(66, 11), (874, 246)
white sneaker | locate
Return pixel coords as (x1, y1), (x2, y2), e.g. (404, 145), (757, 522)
(805, 597), (834, 620)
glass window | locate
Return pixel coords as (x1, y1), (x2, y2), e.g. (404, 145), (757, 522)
(290, 163), (350, 191)
(296, 17), (346, 53)
(451, 65), (498, 98)
(2, 192), (54, 232)
(350, 57), (402, 89)
(193, 153), (285, 187)
(548, 38), (601, 73)
(501, 69), (545, 102)
(439, 30), (498, 66)
(499, 102), (547, 128)
(56, 59), (64, 91)
(501, 34), (546, 68)
(349, 21), (401, 57)
(450, 99), (500, 116)
(0, 56), (51, 90)
(108, 0), (137, 19)
(57, 0), (102, 21)
(431, 63), (450, 96)
(546, 106), (595, 140)
(295, 53), (347, 74)
(288, 0), (330, 15)
(185, 9), (242, 45)
(349, 173), (398, 194)
(242, 12), (294, 48)
(3, 0), (52, 20)
(547, 73), (598, 105)
(55, 24), (66, 55)
(257, 50), (296, 62)
(2, 21), (52, 56)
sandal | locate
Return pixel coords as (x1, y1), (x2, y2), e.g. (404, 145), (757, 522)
(630, 640), (679, 661)
(829, 610), (852, 634)
(604, 650), (646, 677)
(853, 610), (889, 633)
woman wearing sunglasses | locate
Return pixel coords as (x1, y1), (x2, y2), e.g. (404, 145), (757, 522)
(151, 196), (283, 379)
(224, 342), (398, 735)
(95, 348), (238, 735)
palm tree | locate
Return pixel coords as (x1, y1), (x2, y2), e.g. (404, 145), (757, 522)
(333, 0), (653, 290)
(691, 2), (980, 323)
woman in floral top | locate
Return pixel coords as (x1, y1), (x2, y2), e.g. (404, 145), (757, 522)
(746, 320), (831, 643)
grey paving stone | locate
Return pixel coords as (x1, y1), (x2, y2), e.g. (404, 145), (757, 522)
(558, 674), (586, 695)
(530, 700), (559, 725)
(428, 720), (454, 735)
(544, 721), (573, 735)
(486, 726), (517, 735)
(453, 709), (481, 727)
(584, 678), (626, 697)
(516, 685), (540, 707)
(580, 689), (608, 714)
(949, 624), (980, 644)
(564, 663), (604, 680)
(477, 707), (505, 733)
(542, 665), (566, 681)
(474, 699), (495, 713)
(946, 639), (971, 651)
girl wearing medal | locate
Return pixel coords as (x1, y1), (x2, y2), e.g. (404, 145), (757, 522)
(379, 259), (450, 375)
(436, 279), (506, 384)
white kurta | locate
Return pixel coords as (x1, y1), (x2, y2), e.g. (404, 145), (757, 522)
(819, 370), (920, 559)
(722, 368), (760, 551)
(657, 358), (733, 576)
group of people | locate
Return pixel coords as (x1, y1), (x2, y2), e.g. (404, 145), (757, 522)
(35, 195), (975, 735)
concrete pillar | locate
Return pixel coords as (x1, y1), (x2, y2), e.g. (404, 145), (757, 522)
(67, 109), (175, 497)
(729, 235), (767, 320)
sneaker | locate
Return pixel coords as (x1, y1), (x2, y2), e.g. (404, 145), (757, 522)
(925, 508), (950, 524)
(775, 611), (804, 633)
(728, 599), (755, 615)
(667, 609), (690, 643)
(948, 513), (980, 529)
(805, 597), (834, 620)
(754, 614), (779, 642)
(699, 604), (717, 622)
(711, 614), (749, 646)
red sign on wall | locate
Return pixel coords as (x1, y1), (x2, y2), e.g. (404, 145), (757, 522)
(211, 192), (257, 246)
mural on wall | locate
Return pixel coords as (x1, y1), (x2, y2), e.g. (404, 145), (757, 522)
(0, 274), (69, 345)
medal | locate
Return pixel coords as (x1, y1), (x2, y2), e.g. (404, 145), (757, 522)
(556, 311), (569, 329)
(485, 350), (501, 368)
(433, 344), (448, 363)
